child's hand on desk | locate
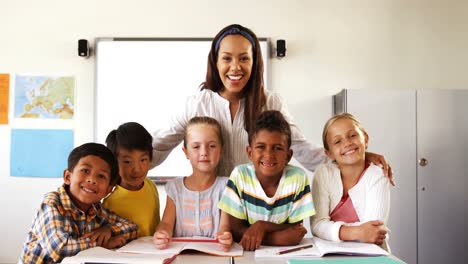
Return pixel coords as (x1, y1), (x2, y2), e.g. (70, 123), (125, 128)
(276, 223), (307, 245)
(358, 220), (387, 245)
(103, 234), (127, 249)
(240, 221), (266, 251)
(82, 226), (112, 246)
(153, 229), (171, 249)
(217, 231), (233, 252)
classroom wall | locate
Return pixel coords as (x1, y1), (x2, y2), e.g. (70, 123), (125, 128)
(1, 0), (467, 262)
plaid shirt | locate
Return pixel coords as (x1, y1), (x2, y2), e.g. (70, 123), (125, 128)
(20, 185), (138, 264)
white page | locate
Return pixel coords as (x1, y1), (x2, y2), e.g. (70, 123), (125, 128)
(313, 237), (389, 256)
(255, 238), (320, 258)
(117, 236), (243, 257)
(255, 237), (389, 259)
(61, 246), (170, 264)
(117, 236), (184, 255)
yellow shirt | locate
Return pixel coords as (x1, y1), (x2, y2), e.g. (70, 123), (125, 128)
(103, 178), (160, 237)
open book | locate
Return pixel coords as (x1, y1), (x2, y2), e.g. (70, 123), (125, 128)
(117, 236), (243, 257)
(255, 237), (389, 258)
(61, 246), (171, 264)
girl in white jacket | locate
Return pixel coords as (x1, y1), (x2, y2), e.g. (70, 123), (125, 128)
(311, 113), (391, 251)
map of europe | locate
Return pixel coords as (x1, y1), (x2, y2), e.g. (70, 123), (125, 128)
(14, 75), (75, 119)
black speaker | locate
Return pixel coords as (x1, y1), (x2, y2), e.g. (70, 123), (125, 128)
(276, 39), (286, 57)
(78, 39), (89, 57)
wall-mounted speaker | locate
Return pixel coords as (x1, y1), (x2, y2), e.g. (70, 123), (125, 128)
(78, 39), (89, 57)
(276, 39), (286, 57)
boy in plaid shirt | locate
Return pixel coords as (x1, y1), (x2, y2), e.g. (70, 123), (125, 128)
(20, 143), (138, 264)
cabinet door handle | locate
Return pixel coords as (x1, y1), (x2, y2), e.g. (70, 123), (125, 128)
(419, 158), (428, 166)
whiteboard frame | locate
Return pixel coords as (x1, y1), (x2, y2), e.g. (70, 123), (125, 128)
(94, 37), (270, 178)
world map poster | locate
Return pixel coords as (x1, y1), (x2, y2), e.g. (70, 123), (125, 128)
(14, 75), (75, 119)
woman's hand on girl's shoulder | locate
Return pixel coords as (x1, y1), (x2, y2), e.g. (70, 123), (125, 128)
(365, 152), (395, 186)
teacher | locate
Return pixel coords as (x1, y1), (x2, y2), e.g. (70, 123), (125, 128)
(151, 24), (392, 180)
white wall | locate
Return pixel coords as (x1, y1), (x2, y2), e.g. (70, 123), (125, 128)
(1, 0), (468, 262)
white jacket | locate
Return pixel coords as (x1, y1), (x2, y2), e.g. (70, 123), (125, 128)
(310, 162), (391, 250)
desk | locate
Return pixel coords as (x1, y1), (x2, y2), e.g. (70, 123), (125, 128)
(62, 248), (406, 264)
(172, 251), (283, 264)
(170, 252), (405, 264)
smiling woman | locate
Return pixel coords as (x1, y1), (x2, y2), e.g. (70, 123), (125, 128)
(150, 24), (330, 178)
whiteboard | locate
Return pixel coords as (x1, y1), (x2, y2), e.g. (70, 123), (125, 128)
(95, 38), (269, 177)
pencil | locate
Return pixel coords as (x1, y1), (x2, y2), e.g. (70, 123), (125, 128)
(172, 237), (219, 243)
(276, 244), (313, 255)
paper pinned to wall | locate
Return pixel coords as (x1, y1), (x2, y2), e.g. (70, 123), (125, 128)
(0, 73), (9, 124)
(10, 129), (74, 177)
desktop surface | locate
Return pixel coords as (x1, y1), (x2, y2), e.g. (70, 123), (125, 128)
(171, 251), (405, 264)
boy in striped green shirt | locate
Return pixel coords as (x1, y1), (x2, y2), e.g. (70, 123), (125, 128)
(218, 110), (315, 251)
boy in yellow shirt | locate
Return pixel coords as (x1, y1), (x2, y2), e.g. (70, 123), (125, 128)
(103, 122), (160, 236)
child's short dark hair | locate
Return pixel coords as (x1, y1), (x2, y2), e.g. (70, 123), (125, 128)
(248, 110), (292, 147)
(67, 143), (119, 185)
(105, 122), (153, 160)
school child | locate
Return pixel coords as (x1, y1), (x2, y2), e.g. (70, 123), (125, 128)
(153, 116), (233, 251)
(20, 143), (138, 264)
(310, 113), (391, 251)
(218, 110), (316, 251)
(103, 122), (160, 237)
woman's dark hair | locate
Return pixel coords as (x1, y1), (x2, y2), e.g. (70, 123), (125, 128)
(201, 24), (266, 133)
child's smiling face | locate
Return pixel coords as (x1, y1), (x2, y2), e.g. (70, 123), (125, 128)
(64, 155), (113, 212)
(247, 129), (292, 181)
(325, 118), (368, 166)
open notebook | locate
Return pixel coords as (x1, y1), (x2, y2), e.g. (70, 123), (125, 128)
(117, 236), (243, 257)
(61, 246), (171, 264)
(287, 256), (405, 264)
(255, 237), (389, 258)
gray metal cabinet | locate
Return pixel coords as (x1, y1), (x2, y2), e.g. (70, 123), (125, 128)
(333, 89), (468, 264)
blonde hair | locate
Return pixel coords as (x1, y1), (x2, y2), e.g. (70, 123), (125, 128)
(183, 116), (224, 148)
(322, 113), (368, 151)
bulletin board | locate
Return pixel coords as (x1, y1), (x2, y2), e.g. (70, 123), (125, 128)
(94, 38), (269, 177)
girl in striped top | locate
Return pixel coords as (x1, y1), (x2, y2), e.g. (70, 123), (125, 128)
(153, 116), (232, 251)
